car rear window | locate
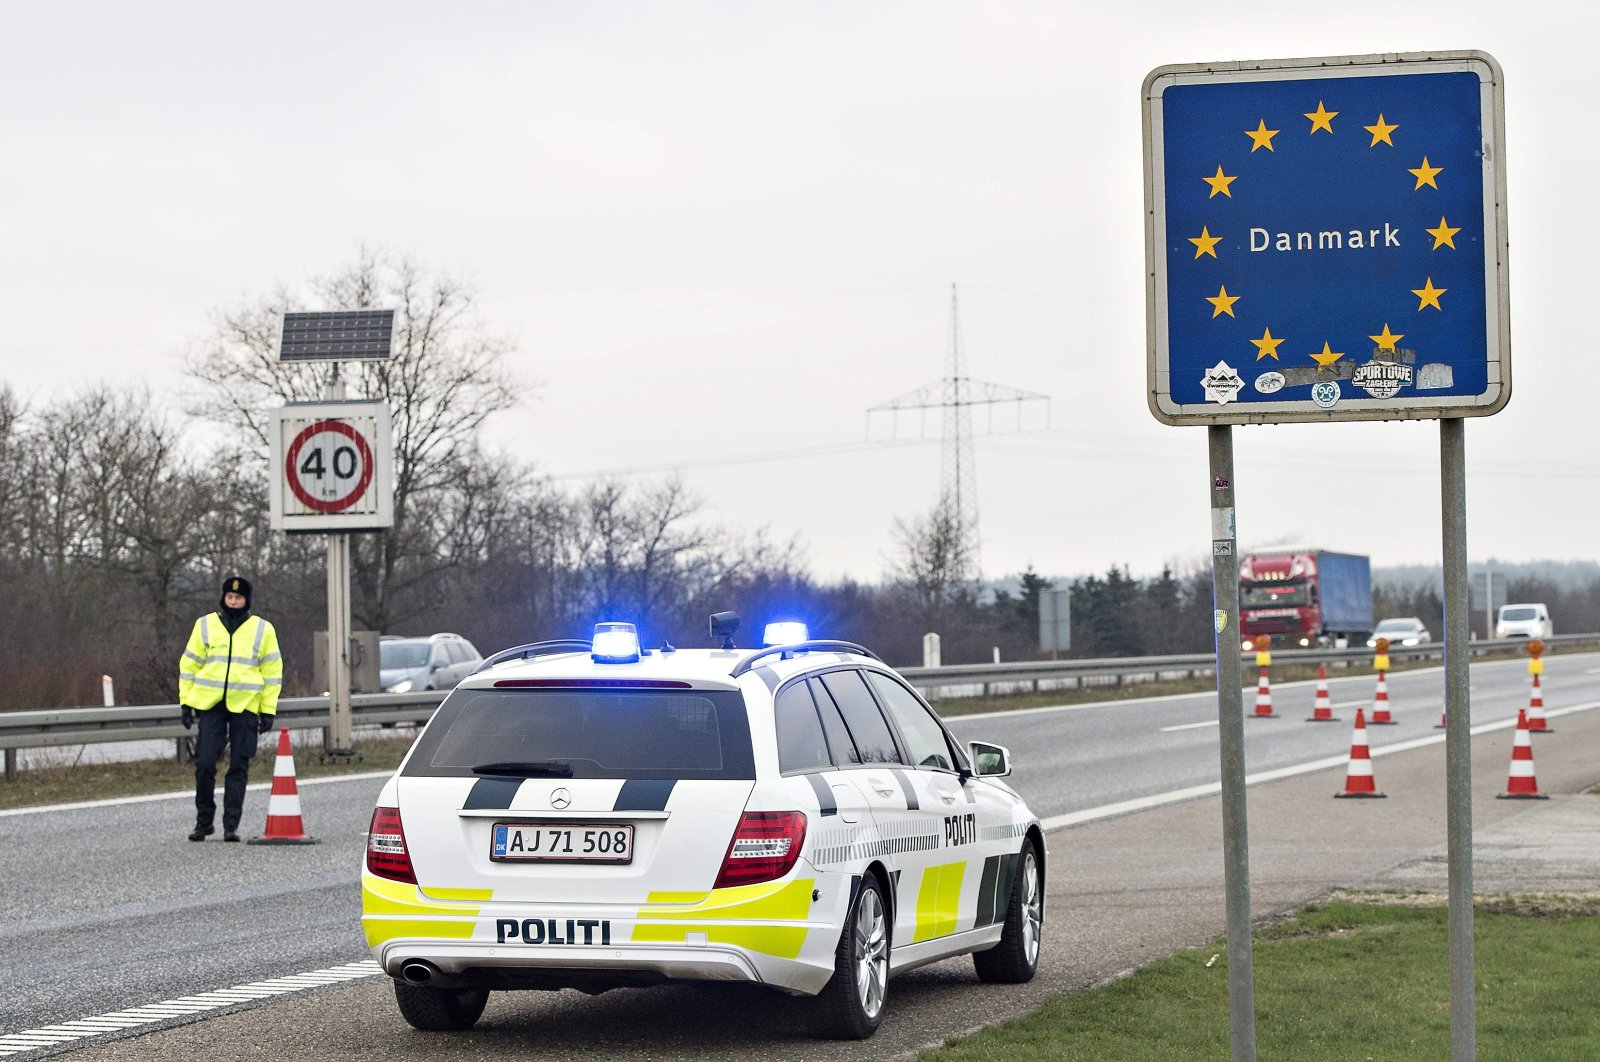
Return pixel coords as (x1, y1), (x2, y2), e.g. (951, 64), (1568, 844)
(403, 687), (754, 780)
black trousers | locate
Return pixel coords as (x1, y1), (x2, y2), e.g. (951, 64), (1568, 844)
(193, 707), (260, 831)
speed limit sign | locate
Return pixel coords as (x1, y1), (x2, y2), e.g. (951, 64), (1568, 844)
(269, 402), (393, 532)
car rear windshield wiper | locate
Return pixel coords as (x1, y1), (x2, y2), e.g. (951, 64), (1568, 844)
(471, 760), (574, 777)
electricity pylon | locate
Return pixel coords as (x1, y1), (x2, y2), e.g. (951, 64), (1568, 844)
(867, 284), (1049, 574)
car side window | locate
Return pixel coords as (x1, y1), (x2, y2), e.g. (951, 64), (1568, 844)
(773, 682), (832, 774)
(446, 641), (473, 665)
(806, 678), (860, 765)
(865, 671), (954, 771)
(816, 670), (904, 765)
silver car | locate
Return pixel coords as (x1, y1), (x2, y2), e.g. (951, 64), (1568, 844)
(1367, 617), (1431, 648)
(379, 633), (483, 693)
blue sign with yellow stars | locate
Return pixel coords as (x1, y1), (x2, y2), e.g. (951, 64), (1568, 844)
(1143, 52), (1508, 425)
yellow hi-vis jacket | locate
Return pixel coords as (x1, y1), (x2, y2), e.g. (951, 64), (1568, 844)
(178, 613), (284, 717)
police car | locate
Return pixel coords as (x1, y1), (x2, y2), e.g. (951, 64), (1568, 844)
(361, 615), (1045, 1040)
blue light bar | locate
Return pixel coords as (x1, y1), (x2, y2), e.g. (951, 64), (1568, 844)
(592, 622), (641, 663)
(762, 621), (809, 646)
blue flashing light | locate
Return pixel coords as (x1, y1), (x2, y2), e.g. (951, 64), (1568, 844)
(762, 621), (809, 646)
(592, 622), (641, 663)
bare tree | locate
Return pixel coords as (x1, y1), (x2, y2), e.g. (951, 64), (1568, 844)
(888, 497), (977, 630)
(182, 248), (524, 631)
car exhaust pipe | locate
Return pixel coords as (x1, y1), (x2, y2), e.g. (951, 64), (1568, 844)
(400, 961), (439, 985)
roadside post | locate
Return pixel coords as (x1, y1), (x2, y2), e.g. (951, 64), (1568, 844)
(1144, 51), (1508, 1060)
(270, 310), (397, 758)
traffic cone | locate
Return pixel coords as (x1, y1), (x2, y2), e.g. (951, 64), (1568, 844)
(248, 728), (318, 845)
(1525, 673), (1551, 733)
(1252, 665), (1276, 718)
(1434, 707), (1447, 729)
(1497, 709), (1548, 800)
(1334, 708), (1386, 798)
(1306, 663), (1338, 722)
(1368, 669), (1396, 725)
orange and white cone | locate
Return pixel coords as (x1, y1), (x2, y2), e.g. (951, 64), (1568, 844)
(1368, 669), (1396, 725)
(1525, 673), (1551, 733)
(1306, 663), (1338, 722)
(1435, 708), (1447, 730)
(1497, 709), (1548, 800)
(1334, 708), (1385, 798)
(248, 728), (318, 845)
(1252, 665), (1276, 718)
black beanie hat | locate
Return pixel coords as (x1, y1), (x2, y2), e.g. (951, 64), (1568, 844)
(220, 575), (253, 610)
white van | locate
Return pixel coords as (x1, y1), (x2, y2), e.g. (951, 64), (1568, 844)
(1495, 603), (1553, 639)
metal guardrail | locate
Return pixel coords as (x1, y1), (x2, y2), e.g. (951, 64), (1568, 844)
(2, 635), (1590, 780)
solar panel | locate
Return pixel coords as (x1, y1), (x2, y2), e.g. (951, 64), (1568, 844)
(278, 309), (396, 362)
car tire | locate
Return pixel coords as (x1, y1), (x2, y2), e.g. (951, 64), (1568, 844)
(393, 981), (490, 1031)
(811, 873), (889, 1039)
(973, 837), (1043, 984)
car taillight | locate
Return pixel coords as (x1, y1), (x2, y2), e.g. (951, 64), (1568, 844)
(366, 806), (416, 883)
(714, 810), (807, 889)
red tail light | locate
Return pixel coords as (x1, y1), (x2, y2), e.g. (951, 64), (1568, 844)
(714, 811), (807, 889)
(366, 806), (416, 883)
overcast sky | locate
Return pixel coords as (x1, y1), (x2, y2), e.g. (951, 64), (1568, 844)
(5, 2), (1594, 586)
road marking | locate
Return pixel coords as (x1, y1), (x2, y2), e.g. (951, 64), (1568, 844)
(0, 770), (394, 819)
(1160, 720), (1219, 732)
(1040, 699), (1600, 834)
(0, 961), (380, 1057)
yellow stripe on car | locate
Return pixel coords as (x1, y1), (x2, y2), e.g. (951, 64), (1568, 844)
(633, 878), (815, 958)
(361, 873), (485, 946)
(912, 861), (966, 942)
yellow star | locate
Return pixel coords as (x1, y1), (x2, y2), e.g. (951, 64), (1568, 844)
(1245, 119), (1279, 153)
(1304, 101), (1338, 134)
(1250, 326), (1285, 361)
(1203, 165), (1237, 199)
(1426, 216), (1461, 249)
(1189, 226), (1222, 259)
(1365, 113), (1398, 147)
(1412, 277), (1447, 310)
(1369, 324), (1404, 351)
(1207, 285), (1240, 318)
(1309, 342), (1344, 370)
(1410, 156), (1443, 189)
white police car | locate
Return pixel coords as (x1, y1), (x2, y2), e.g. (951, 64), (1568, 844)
(362, 615), (1045, 1040)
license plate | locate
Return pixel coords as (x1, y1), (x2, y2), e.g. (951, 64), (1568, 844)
(491, 823), (634, 864)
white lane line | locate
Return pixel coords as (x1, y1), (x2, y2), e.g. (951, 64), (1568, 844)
(1041, 699), (1600, 834)
(1160, 720), (1219, 732)
(0, 769), (394, 818)
(0, 960), (380, 1057)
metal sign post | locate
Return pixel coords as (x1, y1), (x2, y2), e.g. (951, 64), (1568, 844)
(273, 310), (396, 757)
(1144, 52), (1508, 1061)
(1039, 588), (1071, 659)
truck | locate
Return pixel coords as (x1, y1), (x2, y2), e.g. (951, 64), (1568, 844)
(1238, 548), (1373, 650)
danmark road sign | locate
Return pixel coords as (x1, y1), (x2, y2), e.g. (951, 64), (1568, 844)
(1143, 51), (1508, 425)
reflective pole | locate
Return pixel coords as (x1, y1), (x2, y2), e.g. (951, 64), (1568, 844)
(1441, 417), (1475, 1059)
(1208, 424), (1255, 1062)
(324, 366), (355, 756)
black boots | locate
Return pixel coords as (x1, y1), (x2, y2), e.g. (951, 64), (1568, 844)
(188, 824), (215, 841)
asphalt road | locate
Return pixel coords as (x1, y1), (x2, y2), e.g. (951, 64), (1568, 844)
(3, 653), (1597, 1060)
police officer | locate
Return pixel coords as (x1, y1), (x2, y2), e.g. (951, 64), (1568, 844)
(179, 575), (283, 841)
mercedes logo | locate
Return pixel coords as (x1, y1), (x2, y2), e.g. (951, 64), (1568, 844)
(550, 787), (571, 810)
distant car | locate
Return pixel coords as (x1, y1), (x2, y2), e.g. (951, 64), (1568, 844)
(1495, 603), (1553, 640)
(1367, 618), (1431, 648)
(360, 615), (1045, 1040)
(379, 633), (483, 693)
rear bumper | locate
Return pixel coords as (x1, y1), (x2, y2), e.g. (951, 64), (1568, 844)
(361, 872), (840, 995)
(374, 938), (771, 992)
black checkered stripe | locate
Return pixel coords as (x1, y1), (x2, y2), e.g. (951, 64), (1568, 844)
(980, 821), (1030, 842)
(811, 822), (941, 867)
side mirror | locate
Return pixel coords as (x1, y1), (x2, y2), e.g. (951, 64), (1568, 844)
(969, 740), (1012, 778)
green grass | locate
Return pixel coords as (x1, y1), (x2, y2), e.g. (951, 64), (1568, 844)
(922, 894), (1600, 1061)
(0, 731), (418, 810)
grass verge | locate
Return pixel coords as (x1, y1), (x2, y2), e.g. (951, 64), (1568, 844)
(921, 893), (1600, 1061)
(0, 731), (418, 811)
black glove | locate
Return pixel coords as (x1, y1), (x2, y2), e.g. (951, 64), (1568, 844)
(258, 714), (274, 735)
(181, 705), (195, 730)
